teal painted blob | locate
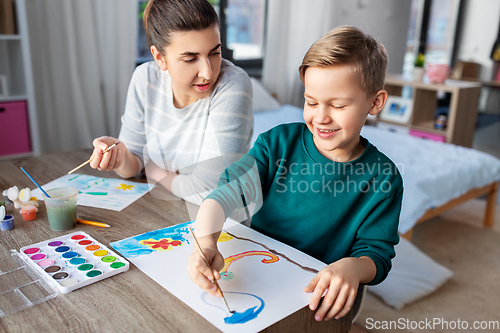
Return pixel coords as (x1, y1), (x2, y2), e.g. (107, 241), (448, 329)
(86, 270), (102, 278)
(78, 263), (94, 271)
(69, 257), (86, 266)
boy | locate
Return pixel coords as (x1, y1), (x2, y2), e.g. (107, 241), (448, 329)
(188, 26), (403, 322)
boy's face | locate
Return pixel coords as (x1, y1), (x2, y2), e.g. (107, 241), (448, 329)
(303, 65), (385, 162)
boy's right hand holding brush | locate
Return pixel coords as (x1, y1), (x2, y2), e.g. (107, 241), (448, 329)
(187, 199), (227, 297)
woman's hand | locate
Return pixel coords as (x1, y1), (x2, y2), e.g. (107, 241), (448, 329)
(90, 137), (125, 171)
(188, 245), (225, 297)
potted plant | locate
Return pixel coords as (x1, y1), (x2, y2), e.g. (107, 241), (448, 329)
(413, 53), (425, 81)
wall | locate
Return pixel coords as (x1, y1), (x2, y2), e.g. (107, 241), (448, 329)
(333, 0), (413, 74)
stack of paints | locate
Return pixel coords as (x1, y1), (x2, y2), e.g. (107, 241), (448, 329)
(6, 186), (39, 221)
(20, 231), (129, 293)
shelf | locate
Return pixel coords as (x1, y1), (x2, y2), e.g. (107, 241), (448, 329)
(385, 74), (482, 93)
(0, 34), (21, 40)
(411, 121), (447, 136)
(382, 73), (481, 147)
(0, 0), (40, 156)
(377, 119), (409, 127)
(0, 151), (32, 161)
(0, 95), (28, 102)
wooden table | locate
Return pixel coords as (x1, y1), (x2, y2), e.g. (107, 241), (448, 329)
(0, 150), (352, 333)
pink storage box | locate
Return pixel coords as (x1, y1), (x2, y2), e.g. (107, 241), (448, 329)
(409, 129), (446, 142)
(0, 101), (31, 156)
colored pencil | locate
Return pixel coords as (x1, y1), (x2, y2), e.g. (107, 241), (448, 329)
(188, 227), (233, 313)
(76, 219), (110, 228)
(68, 142), (120, 174)
(20, 167), (51, 198)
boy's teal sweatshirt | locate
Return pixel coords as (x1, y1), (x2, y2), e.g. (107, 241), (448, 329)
(207, 123), (403, 285)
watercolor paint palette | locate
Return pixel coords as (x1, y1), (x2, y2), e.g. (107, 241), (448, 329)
(19, 231), (129, 294)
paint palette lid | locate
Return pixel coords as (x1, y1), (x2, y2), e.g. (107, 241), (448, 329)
(0, 250), (59, 318)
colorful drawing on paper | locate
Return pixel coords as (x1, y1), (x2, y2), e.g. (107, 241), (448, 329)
(110, 220), (326, 333)
(139, 238), (183, 251)
(220, 251), (279, 281)
(31, 174), (150, 211)
(111, 222), (191, 257)
(202, 291), (265, 324)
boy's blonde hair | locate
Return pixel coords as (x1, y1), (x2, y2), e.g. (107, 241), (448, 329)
(299, 26), (388, 96)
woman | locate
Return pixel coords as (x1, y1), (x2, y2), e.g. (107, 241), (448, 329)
(90, 0), (253, 205)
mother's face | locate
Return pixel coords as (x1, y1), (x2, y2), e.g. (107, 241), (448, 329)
(152, 25), (222, 109)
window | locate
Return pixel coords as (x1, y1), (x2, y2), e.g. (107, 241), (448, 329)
(135, 1), (267, 75)
(225, 0), (266, 61)
(402, 0), (462, 75)
(213, 0), (267, 76)
(137, 1), (152, 65)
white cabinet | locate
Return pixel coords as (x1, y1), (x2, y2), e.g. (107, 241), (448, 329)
(0, 0), (39, 158)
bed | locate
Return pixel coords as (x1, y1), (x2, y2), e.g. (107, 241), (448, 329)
(250, 86), (500, 239)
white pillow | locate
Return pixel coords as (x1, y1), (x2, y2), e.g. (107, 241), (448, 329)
(368, 237), (453, 310)
(250, 77), (281, 112)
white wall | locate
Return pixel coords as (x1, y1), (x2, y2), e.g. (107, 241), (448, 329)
(456, 0), (500, 81)
(332, 0), (413, 74)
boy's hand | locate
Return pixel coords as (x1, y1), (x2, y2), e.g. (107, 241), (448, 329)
(188, 246), (225, 297)
(90, 137), (124, 171)
(303, 258), (361, 321)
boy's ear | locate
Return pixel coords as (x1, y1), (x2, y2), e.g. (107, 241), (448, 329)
(151, 46), (168, 71)
(369, 90), (388, 116)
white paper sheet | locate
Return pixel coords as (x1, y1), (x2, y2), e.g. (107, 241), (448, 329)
(31, 174), (150, 211)
(110, 220), (326, 333)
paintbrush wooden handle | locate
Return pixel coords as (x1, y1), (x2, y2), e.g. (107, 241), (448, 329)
(189, 227), (232, 312)
(68, 142), (120, 174)
(68, 158), (92, 174)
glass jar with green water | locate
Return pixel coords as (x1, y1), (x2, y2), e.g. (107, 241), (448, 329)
(43, 187), (78, 231)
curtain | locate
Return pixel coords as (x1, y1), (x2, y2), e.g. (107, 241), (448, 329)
(25, 0), (138, 153)
(262, 0), (336, 107)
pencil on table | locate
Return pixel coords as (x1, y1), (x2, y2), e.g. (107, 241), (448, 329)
(68, 142), (120, 174)
(76, 219), (110, 228)
(188, 227), (233, 313)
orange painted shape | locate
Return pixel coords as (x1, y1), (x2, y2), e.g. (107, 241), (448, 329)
(86, 244), (100, 251)
(221, 250), (279, 274)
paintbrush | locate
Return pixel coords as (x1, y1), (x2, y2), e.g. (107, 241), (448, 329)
(68, 142), (120, 174)
(188, 227), (233, 314)
(20, 167), (51, 198)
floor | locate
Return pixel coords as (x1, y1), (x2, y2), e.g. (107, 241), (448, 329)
(473, 114), (500, 159)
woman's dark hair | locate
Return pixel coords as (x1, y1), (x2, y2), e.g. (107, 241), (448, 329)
(144, 0), (219, 56)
